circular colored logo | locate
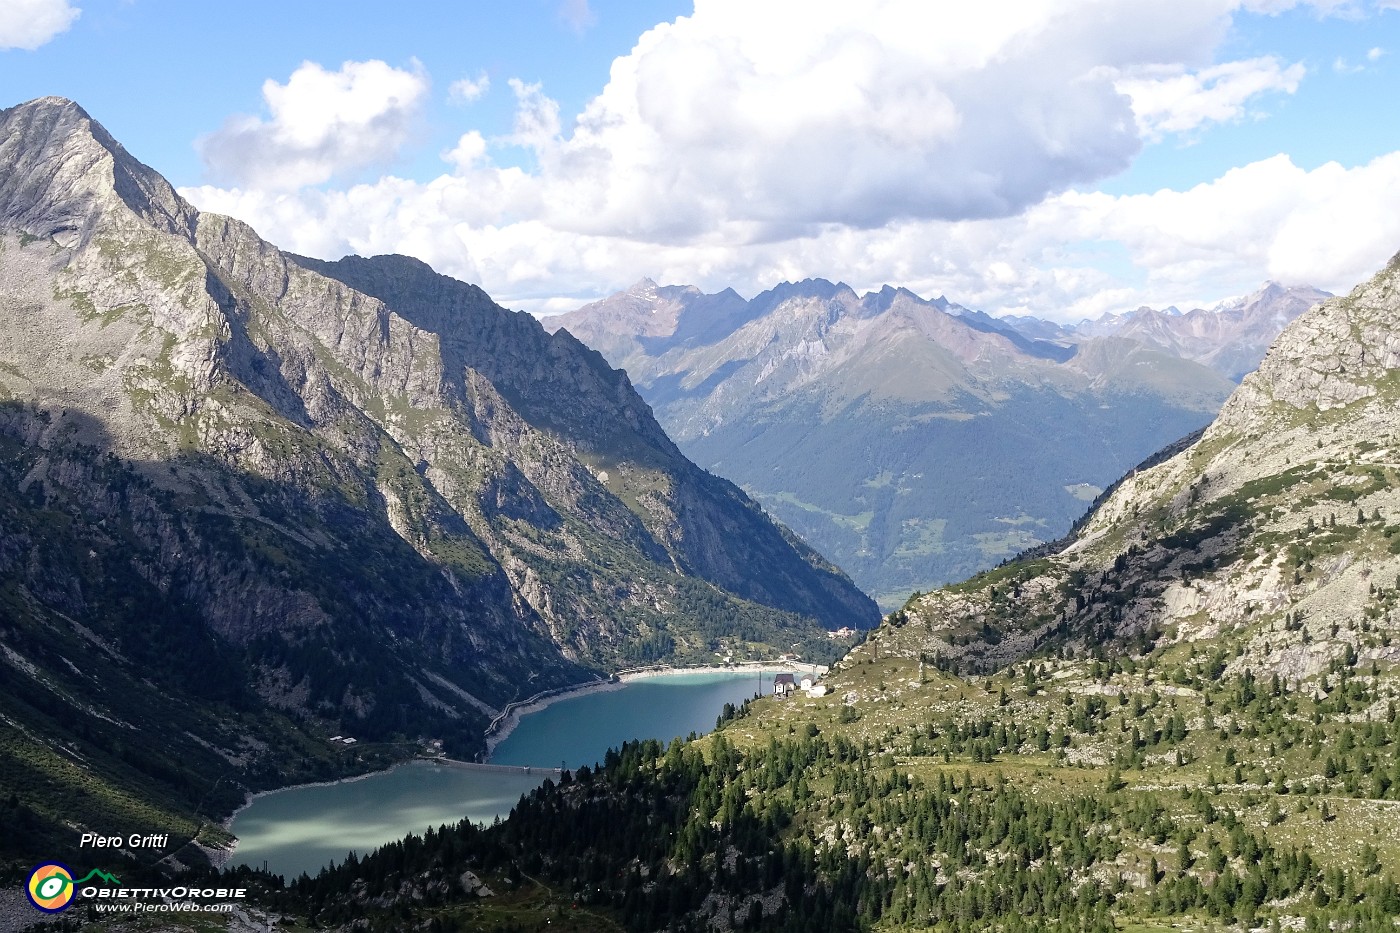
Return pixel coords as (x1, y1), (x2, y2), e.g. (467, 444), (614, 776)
(26, 863), (75, 913)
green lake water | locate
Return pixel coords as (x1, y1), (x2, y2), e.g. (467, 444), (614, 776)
(229, 670), (767, 879)
(227, 761), (542, 879)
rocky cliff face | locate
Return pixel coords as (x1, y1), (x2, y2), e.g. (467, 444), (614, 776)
(884, 252), (1400, 684)
(0, 96), (875, 839)
(291, 253), (877, 632)
(548, 278), (1238, 607)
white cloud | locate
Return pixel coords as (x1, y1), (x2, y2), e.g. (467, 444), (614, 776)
(443, 131), (488, 172)
(527, 0), (1229, 235)
(182, 2), (1400, 323)
(0, 0), (79, 50)
(1115, 57), (1304, 139)
(197, 60), (429, 190)
(1243, 0), (1379, 14)
(449, 72), (490, 103)
(191, 3), (1294, 232)
(503, 79), (562, 154)
(1335, 45), (1386, 72)
(183, 150), (1400, 322)
(934, 152), (1400, 319)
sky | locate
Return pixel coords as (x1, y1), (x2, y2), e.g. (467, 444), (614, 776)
(3, 0), (1400, 321)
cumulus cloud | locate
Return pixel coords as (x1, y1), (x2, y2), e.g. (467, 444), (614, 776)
(182, 1), (1400, 322)
(503, 79), (562, 153)
(526, 0), (1224, 235)
(197, 59), (429, 190)
(443, 131), (488, 172)
(1123, 153), (1400, 292)
(183, 150), (1400, 322)
(923, 152), (1400, 319)
(193, 3), (1308, 231)
(1115, 57), (1305, 139)
(0, 0), (79, 50)
(449, 72), (490, 103)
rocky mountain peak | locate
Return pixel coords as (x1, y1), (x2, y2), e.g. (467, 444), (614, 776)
(1218, 279), (1286, 308)
(1214, 251), (1400, 425)
(0, 96), (196, 244)
(861, 284), (927, 315)
(750, 277), (854, 312)
(1, 98), (877, 768)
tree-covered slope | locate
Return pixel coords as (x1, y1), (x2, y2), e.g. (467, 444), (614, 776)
(239, 638), (1400, 932)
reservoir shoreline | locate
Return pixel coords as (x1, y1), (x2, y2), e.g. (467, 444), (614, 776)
(219, 664), (826, 876)
(211, 764), (417, 869)
(482, 662), (826, 759)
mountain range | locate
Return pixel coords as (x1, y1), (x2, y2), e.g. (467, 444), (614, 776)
(2, 92), (1396, 933)
(894, 249), (1400, 675)
(992, 281), (1332, 381)
(0, 97), (875, 861)
(249, 251), (1400, 932)
(546, 278), (1325, 607)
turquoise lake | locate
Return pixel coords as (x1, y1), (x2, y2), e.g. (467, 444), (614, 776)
(227, 761), (543, 879)
(229, 670), (766, 879)
(489, 670), (769, 770)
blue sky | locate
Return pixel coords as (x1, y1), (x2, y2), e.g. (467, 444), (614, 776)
(1104, 5), (1399, 192)
(4, 1), (1400, 320)
(0, 1), (691, 183)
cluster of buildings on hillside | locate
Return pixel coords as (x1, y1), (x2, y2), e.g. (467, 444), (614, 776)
(773, 672), (828, 698)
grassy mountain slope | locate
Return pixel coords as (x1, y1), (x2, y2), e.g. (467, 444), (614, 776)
(239, 607), (1400, 932)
